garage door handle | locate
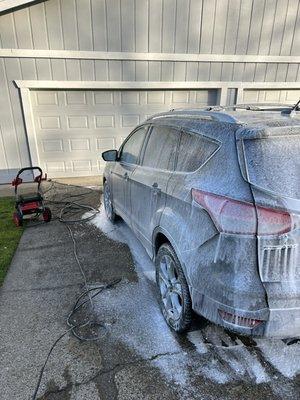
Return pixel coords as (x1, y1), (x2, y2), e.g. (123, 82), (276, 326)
(123, 172), (129, 181)
(152, 182), (161, 195)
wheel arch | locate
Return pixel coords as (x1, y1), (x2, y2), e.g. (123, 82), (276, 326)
(153, 226), (192, 289)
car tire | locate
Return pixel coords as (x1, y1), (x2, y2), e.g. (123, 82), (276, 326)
(103, 181), (117, 223)
(155, 243), (192, 332)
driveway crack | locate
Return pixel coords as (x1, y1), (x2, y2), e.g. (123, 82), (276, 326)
(39, 350), (181, 398)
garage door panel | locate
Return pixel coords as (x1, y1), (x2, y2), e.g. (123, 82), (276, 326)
(39, 116), (62, 130)
(94, 91), (114, 104)
(95, 115), (115, 128)
(31, 89), (217, 178)
(34, 91), (59, 106)
(243, 89), (300, 104)
(41, 139), (64, 152)
(65, 91), (87, 105)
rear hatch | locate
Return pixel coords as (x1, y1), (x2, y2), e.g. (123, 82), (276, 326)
(236, 124), (300, 337)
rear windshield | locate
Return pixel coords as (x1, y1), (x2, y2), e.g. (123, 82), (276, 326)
(243, 136), (300, 199)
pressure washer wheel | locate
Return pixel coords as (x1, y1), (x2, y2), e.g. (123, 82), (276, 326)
(42, 207), (52, 223)
(13, 211), (23, 227)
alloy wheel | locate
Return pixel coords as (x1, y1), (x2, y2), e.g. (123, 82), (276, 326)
(158, 254), (183, 321)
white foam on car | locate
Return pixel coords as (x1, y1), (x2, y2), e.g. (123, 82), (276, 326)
(87, 206), (299, 388)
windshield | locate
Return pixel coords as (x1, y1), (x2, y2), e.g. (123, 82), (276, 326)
(243, 135), (300, 199)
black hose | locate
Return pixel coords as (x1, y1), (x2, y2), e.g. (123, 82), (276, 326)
(31, 181), (120, 399)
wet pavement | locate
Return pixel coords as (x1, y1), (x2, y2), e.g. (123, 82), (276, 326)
(0, 184), (299, 399)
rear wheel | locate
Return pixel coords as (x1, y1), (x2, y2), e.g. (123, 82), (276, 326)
(155, 243), (192, 332)
(103, 181), (117, 223)
(42, 207), (52, 223)
(13, 211), (23, 227)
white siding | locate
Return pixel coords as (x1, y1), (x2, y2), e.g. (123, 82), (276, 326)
(0, 0), (299, 181)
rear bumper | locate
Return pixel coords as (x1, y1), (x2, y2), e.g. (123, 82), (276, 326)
(192, 290), (300, 338)
(264, 308), (300, 338)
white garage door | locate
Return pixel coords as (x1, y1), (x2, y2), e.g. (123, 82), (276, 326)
(243, 89), (300, 104)
(31, 89), (218, 178)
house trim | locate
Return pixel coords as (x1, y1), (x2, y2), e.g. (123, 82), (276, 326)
(1, 48), (300, 64)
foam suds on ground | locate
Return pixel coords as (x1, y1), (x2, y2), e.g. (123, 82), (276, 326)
(87, 205), (300, 389)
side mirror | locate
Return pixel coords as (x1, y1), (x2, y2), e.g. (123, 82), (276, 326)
(102, 149), (118, 162)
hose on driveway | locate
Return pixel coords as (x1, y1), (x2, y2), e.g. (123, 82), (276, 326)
(31, 181), (121, 400)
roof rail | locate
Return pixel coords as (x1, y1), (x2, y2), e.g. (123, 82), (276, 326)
(205, 103), (300, 112)
(147, 109), (240, 124)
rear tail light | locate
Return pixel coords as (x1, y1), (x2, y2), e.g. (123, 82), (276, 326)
(192, 189), (292, 236)
(218, 309), (263, 328)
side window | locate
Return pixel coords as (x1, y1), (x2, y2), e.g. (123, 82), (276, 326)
(176, 131), (219, 172)
(142, 126), (180, 170)
(119, 126), (148, 164)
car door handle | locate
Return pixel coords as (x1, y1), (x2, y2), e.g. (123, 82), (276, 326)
(123, 172), (129, 181)
(152, 182), (161, 195)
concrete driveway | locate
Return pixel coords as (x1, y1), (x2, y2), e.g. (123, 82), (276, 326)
(0, 185), (299, 400)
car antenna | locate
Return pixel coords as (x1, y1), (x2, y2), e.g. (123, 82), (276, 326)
(281, 98), (300, 117)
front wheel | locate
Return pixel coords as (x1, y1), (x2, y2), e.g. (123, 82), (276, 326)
(103, 181), (117, 223)
(155, 243), (192, 332)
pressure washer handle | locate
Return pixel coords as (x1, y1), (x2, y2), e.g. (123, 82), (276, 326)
(16, 166), (43, 178)
(12, 166), (46, 194)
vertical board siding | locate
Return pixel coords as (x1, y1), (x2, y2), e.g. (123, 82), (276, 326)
(121, 0), (135, 52)
(135, 0), (148, 52)
(175, 0), (189, 53)
(162, 0), (176, 53)
(106, 0), (121, 52)
(0, 59), (20, 168)
(223, 0), (240, 54)
(29, 3), (49, 49)
(76, 0), (93, 51)
(91, 0), (107, 51)
(212, 0), (229, 54)
(45, 0), (64, 50)
(12, 9), (32, 49)
(60, 0), (79, 50)
(0, 0), (299, 180)
(187, 0), (202, 53)
(148, 0), (163, 53)
(200, 0), (215, 53)
(0, 0), (299, 56)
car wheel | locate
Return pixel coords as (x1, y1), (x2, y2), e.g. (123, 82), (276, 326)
(103, 181), (117, 223)
(155, 243), (192, 332)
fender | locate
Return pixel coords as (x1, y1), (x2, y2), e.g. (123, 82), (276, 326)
(152, 224), (193, 287)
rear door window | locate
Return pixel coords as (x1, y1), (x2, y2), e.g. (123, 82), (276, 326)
(176, 131), (219, 172)
(142, 125), (180, 170)
(119, 126), (148, 164)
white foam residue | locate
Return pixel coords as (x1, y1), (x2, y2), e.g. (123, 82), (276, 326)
(240, 348), (269, 384)
(152, 353), (190, 387)
(200, 362), (230, 384)
(87, 205), (299, 390)
(88, 206), (192, 385)
(256, 339), (300, 378)
(186, 331), (207, 354)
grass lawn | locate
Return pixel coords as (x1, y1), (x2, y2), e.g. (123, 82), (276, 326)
(0, 197), (24, 286)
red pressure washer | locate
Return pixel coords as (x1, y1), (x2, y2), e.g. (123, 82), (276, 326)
(12, 166), (52, 227)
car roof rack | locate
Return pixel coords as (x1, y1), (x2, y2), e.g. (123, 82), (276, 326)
(148, 109), (240, 124)
(205, 101), (300, 113)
